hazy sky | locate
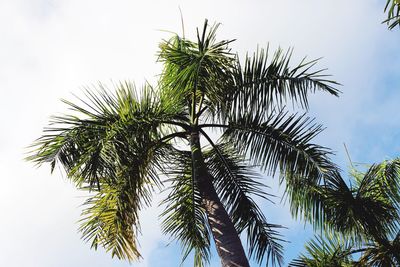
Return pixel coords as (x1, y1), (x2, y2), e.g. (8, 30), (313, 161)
(1, 0), (399, 266)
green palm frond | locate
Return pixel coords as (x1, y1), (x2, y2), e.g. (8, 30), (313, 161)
(223, 47), (339, 120)
(208, 110), (337, 229)
(27, 82), (185, 188)
(27, 82), (187, 260)
(357, 231), (400, 266)
(220, 110), (335, 176)
(361, 159), (400, 206)
(293, 167), (398, 243)
(158, 20), (235, 118)
(289, 235), (354, 267)
(161, 149), (211, 267)
(79, 182), (142, 261)
(27, 20), (342, 266)
(204, 141), (284, 266)
(321, 172), (397, 243)
(384, 0), (400, 30)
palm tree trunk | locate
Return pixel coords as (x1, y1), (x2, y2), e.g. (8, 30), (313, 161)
(190, 131), (250, 267)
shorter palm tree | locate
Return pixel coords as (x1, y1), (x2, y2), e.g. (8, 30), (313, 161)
(289, 158), (400, 266)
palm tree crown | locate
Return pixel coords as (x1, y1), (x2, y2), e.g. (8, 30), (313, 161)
(28, 20), (339, 266)
(290, 158), (400, 266)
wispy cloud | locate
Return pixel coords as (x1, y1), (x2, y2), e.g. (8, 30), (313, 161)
(1, 0), (399, 266)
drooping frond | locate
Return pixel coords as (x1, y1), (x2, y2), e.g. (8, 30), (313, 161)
(27, 82), (186, 259)
(289, 166), (399, 243)
(203, 141), (284, 266)
(384, 0), (400, 30)
(289, 235), (354, 267)
(321, 171), (398, 243)
(358, 231), (400, 266)
(219, 110), (335, 177)
(79, 182), (142, 261)
(27, 82), (184, 188)
(161, 149), (211, 267)
(220, 47), (339, 122)
(205, 110), (337, 229)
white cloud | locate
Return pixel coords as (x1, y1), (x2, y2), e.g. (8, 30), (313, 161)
(1, 0), (399, 266)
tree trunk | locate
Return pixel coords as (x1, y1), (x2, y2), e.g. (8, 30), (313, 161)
(190, 131), (250, 267)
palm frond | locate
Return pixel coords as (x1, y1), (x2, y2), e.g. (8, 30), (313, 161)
(221, 47), (339, 122)
(361, 159), (400, 206)
(211, 110), (337, 229)
(358, 231), (400, 266)
(384, 0), (400, 30)
(289, 235), (354, 267)
(299, 161), (399, 244)
(79, 182), (142, 261)
(218, 109), (335, 181)
(158, 20), (235, 125)
(26, 82), (187, 260)
(160, 149), (211, 267)
(27, 82), (184, 188)
(204, 141), (284, 266)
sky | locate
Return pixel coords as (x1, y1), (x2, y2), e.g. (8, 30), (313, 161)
(0, 0), (399, 266)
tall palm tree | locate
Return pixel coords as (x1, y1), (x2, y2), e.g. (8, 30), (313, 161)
(289, 158), (400, 266)
(27, 20), (339, 266)
(384, 0), (400, 29)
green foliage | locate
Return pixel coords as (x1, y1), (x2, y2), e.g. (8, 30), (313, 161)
(384, 0), (400, 30)
(289, 235), (354, 267)
(161, 149), (211, 267)
(204, 142), (284, 266)
(290, 158), (400, 266)
(27, 20), (339, 266)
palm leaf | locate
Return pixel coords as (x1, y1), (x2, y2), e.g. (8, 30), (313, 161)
(27, 82), (187, 259)
(384, 0), (400, 30)
(161, 149), (211, 267)
(203, 110), (337, 230)
(289, 235), (354, 267)
(79, 182), (142, 261)
(220, 47), (339, 122)
(204, 141), (284, 266)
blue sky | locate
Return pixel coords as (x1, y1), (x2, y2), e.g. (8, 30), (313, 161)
(0, 0), (399, 266)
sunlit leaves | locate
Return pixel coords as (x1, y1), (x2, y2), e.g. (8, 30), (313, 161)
(161, 150), (211, 267)
(79, 183), (142, 261)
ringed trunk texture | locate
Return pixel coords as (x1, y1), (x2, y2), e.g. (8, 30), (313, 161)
(190, 132), (250, 267)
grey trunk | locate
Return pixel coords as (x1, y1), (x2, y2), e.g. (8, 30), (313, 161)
(190, 132), (250, 267)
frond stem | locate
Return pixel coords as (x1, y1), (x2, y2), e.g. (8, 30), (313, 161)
(160, 120), (191, 131)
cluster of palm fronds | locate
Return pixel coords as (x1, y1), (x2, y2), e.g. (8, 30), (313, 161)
(290, 159), (400, 266)
(27, 20), (341, 266)
(384, 0), (400, 29)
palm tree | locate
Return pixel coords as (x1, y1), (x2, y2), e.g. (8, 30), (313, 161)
(289, 158), (400, 266)
(384, 0), (400, 29)
(27, 20), (339, 266)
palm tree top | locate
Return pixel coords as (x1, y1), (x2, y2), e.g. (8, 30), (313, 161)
(27, 20), (340, 266)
